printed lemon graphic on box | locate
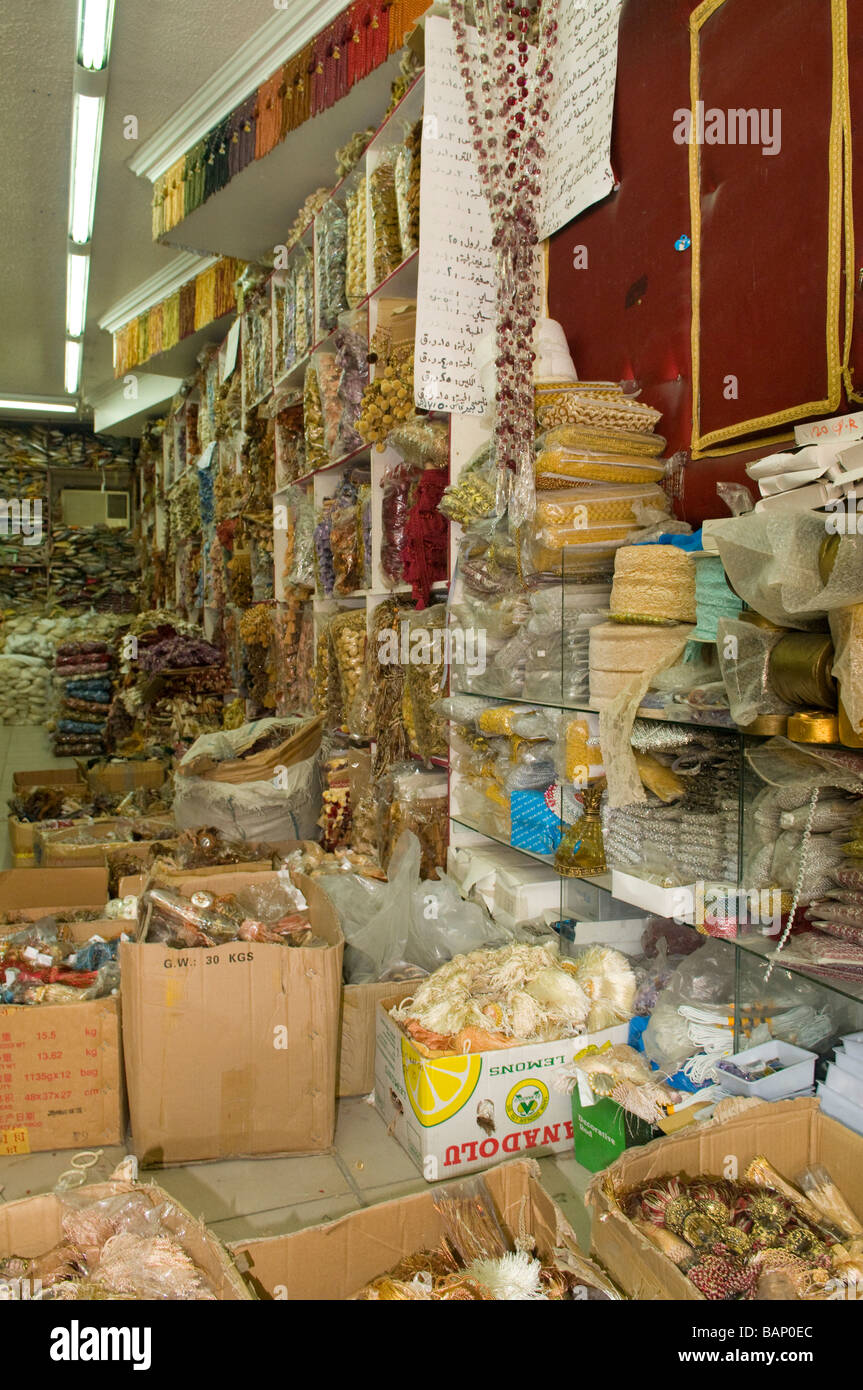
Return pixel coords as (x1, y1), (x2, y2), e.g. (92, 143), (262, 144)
(401, 1039), (481, 1127)
(505, 1079), (549, 1125)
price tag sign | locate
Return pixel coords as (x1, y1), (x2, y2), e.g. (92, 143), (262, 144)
(794, 411), (863, 447)
(0, 1126), (29, 1156)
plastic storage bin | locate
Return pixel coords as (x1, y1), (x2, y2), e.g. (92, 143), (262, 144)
(717, 1040), (817, 1099)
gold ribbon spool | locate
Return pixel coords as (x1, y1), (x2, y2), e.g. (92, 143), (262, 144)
(738, 610), (785, 632)
(769, 633), (837, 709)
(787, 711), (840, 744)
(739, 714), (789, 737)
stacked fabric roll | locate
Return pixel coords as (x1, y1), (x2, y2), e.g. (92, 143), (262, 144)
(589, 621), (694, 704)
(53, 640), (114, 756)
(608, 545), (696, 624)
(532, 382), (670, 575)
(50, 525), (138, 611)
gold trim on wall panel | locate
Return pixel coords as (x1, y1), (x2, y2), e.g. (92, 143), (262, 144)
(689, 0), (845, 453)
(837, 0), (862, 402)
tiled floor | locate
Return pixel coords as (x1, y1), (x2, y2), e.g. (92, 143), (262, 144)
(0, 726), (595, 1250)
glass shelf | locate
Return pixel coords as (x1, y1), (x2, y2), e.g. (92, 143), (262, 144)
(450, 814), (613, 892)
(450, 685), (738, 732)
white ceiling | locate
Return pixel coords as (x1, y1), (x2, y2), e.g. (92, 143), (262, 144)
(0, 0), (276, 404)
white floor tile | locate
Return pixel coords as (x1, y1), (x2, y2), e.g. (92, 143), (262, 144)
(145, 1152), (353, 1223)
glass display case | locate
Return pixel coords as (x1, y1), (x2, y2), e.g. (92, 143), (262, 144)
(445, 559), (863, 1071)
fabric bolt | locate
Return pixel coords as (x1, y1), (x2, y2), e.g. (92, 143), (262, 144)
(146, 304), (163, 359)
(162, 293), (180, 349)
(310, 31), (331, 116)
(255, 71), (284, 159)
(164, 156), (186, 230)
(152, 172), (167, 238)
(610, 545), (696, 624)
(194, 267), (217, 331)
(136, 315), (149, 367)
(179, 282), (196, 338)
(185, 138), (208, 214)
(693, 555), (743, 642)
(228, 95), (257, 178)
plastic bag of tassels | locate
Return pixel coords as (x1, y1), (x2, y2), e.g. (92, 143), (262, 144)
(641, 939), (835, 1078)
(48, 1181), (218, 1300)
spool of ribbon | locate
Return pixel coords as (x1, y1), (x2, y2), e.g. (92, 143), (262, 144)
(692, 555), (743, 642)
(769, 632), (837, 709)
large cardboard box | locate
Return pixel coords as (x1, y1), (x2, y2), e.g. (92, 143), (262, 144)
(338, 981), (393, 1097)
(0, 1179), (253, 1299)
(0, 867), (108, 919)
(120, 861), (376, 1099)
(120, 870), (344, 1165)
(87, 758), (168, 796)
(0, 919), (126, 1154)
(228, 1157), (616, 1300)
(8, 769), (90, 861)
(586, 1096), (863, 1300)
(375, 991), (629, 1181)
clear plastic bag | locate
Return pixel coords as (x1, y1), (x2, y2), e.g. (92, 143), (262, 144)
(316, 198), (349, 333)
(334, 313), (367, 455)
(404, 606), (448, 760)
(369, 150), (403, 286)
(55, 1187), (218, 1300)
(385, 765), (449, 878)
(314, 349), (342, 458)
(329, 483), (362, 597)
(345, 177), (367, 308)
(322, 831), (513, 983)
(381, 458), (420, 585)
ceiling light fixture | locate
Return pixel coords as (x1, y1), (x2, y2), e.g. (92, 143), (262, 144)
(66, 252), (91, 338)
(0, 398), (78, 414)
(69, 92), (105, 244)
(77, 0), (116, 71)
(65, 341), (83, 395)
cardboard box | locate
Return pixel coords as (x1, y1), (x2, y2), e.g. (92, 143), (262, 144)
(0, 1179), (252, 1299)
(586, 1096), (863, 1300)
(120, 871), (344, 1165)
(338, 981), (393, 1097)
(228, 1157), (613, 1300)
(87, 758), (168, 796)
(0, 867), (108, 919)
(37, 817), (175, 869)
(121, 858), (375, 1100)
(0, 918), (126, 1154)
(375, 990), (629, 1181)
(8, 769), (90, 861)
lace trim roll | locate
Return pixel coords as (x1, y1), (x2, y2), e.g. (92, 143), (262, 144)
(589, 622), (694, 807)
(609, 545), (697, 624)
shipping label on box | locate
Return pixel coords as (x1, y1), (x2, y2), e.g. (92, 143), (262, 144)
(0, 996), (124, 1154)
(375, 997), (628, 1181)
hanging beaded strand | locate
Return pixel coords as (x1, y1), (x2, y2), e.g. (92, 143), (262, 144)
(448, 0), (561, 529)
(765, 786), (820, 982)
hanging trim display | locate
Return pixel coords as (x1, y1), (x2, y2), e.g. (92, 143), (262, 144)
(448, 0), (561, 531)
(150, 0), (426, 240)
(112, 257), (245, 376)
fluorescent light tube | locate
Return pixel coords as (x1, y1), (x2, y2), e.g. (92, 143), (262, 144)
(77, 0), (116, 70)
(69, 93), (104, 243)
(65, 341), (83, 395)
(0, 399), (77, 414)
(66, 253), (91, 337)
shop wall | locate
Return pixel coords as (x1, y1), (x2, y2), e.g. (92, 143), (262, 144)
(549, 0), (863, 524)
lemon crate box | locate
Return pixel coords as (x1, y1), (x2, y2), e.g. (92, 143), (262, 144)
(374, 991), (628, 1181)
